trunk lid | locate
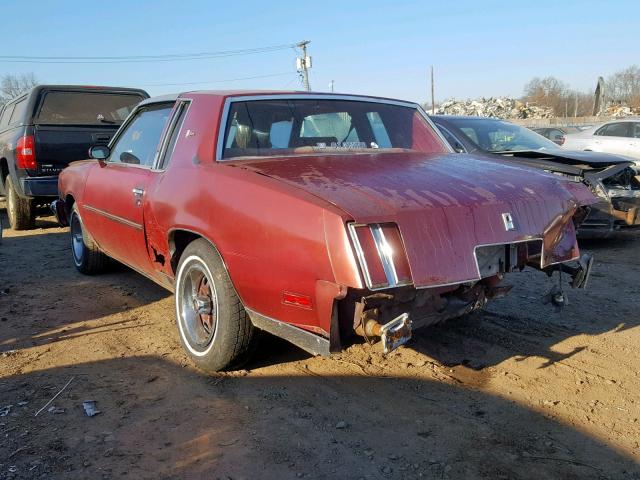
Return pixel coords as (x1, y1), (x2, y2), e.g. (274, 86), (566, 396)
(232, 152), (596, 287)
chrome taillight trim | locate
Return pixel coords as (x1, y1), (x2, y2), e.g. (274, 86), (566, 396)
(348, 222), (413, 291)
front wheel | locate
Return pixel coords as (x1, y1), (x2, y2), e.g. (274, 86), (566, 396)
(69, 204), (108, 274)
(5, 176), (34, 230)
(175, 239), (256, 372)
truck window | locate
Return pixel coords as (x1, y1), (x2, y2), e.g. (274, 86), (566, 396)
(8, 99), (27, 125)
(36, 91), (144, 125)
(0, 104), (15, 128)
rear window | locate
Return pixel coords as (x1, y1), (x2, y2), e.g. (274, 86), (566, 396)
(36, 91), (144, 125)
(220, 98), (446, 159)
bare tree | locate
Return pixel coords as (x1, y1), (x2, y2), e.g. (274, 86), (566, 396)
(607, 65), (640, 109)
(523, 76), (571, 116)
(0, 73), (38, 105)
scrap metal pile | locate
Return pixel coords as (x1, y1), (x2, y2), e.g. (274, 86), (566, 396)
(435, 97), (554, 119)
(605, 103), (640, 117)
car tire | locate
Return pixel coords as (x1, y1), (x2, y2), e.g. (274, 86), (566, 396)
(175, 239), (256, 372)
(69, 204), (109, 275)
(5, 176), (35, 230)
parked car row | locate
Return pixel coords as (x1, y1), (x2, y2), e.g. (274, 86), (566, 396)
(2, 85), (636, 372)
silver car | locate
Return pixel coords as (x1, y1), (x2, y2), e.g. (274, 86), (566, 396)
(563, 119), (640, 164)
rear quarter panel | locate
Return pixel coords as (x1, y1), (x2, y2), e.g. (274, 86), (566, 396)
(144, 94), (360, 335)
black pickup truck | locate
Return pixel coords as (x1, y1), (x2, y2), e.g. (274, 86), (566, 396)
(0, 85), (148, 229)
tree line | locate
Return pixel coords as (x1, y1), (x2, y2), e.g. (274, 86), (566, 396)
(523, 65), (640, 117)
(0, 73), (38, 105)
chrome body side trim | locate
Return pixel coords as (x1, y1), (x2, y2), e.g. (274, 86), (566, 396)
(82, 204), (143, 231)
(246, 308), (330, 357)
(215, 93), (453, 161)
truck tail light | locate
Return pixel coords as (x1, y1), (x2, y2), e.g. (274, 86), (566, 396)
(349, 223), (413, 290)
(16, 135), (36, 169)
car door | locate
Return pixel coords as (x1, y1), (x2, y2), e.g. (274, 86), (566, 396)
(628, 122), (640, 159)
(80, 103), (174, 273)
(592, 122), (633, 155)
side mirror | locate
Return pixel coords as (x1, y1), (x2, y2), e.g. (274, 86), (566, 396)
(89, 145), (110, 160)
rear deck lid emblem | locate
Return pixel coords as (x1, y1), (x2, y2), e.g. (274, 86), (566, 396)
(502, 212), (516, 231)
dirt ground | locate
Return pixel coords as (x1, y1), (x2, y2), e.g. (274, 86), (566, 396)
(1, 209), (639, 480)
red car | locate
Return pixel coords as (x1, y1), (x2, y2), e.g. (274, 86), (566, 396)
(52, 91), (596, 372)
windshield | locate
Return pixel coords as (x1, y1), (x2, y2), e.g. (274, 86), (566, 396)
(221, 98), (447, 159)
(36, 91), (145, 125)
(446, 118), (560, 153)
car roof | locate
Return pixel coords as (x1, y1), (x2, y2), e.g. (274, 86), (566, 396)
(139, 93), (181, 106)
(141, 90), (420, 106)
(431, 115), (508, 121)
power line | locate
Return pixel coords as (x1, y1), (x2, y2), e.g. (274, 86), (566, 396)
(140, 71), (298, 87)
(0, 43), (300, 64)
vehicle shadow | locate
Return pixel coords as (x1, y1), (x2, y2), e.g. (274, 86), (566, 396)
(0, 228), (170, 353)
(1, 355), (638, 480)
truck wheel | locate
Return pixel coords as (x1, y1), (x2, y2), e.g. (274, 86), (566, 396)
(69, 204), (108, 274)
(5, 176), (35, 230)
(175, 239), (256, 372)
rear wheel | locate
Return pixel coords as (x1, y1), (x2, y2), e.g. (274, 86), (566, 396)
(5, 176), (34, 230)
(69, 204), (108, 274)
(175, 239), (256, 372)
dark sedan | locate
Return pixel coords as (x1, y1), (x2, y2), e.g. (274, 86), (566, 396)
(432, 115), (640, 238)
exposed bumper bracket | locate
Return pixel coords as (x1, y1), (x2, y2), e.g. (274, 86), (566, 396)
(380, 313), (412, 354)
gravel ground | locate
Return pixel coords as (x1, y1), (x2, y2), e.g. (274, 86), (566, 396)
(1, 210), (639, 479)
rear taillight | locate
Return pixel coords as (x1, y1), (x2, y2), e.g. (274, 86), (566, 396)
(349, 223), (412, 290)
(16, 135), (36, 169)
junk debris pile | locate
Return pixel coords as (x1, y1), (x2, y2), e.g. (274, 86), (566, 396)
(435, 97), (554, 119)
(605, 103), (640, 117)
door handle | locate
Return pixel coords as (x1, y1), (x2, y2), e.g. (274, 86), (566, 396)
(132, 187), (144, 207)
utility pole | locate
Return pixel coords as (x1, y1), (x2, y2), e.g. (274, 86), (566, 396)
(329, 80), (334, 92)
(430, 66), (435, 114)
(296, 40), (312, 91)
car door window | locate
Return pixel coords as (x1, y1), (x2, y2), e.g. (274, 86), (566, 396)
(596, 122), (631, 137)
(633, 123), (640, 139)
(437, 125), (466, 152)
(109, 103), (173, 167)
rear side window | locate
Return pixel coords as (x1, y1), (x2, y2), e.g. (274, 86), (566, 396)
(9, 99), (27, 125)
(0, 104), (14, 128)
(157, 101), (189, 169)
(36, 91), (144, 125)
(595, 122), (631, 137)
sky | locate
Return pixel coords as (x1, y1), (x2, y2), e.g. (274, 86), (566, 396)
(1, 0), (638, 104)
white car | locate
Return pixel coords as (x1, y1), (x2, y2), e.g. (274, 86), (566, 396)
(563, 119), (640, 164)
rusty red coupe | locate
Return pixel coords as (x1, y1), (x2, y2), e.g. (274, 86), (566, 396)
(53, 91), (596, 372)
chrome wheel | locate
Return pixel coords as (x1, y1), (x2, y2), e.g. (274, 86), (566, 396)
(70, 212), (84, 266)
(177, 258), (218, 355)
